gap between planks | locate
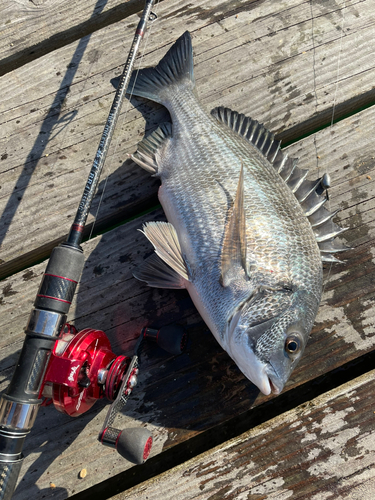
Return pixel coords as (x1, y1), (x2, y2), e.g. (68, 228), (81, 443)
(70, 363), (375, 500)
(0, 0), (167, 77)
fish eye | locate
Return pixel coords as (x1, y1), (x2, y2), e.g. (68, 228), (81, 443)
(285, 335), (301, 355)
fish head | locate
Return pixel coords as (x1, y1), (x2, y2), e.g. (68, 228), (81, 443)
(226, 288), (318, 396)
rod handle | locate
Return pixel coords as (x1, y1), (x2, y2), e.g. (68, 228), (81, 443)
(0, 458), (23, 500)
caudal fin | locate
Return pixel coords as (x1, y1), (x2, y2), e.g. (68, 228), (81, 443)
(127, 31), (195, 105)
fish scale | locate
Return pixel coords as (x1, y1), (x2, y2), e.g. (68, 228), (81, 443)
(164, 105), (320, 292)
(127, 32), (347, 395)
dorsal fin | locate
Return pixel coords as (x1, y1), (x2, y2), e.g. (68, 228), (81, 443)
(129, 122), (172, 174)
(211, 106), (350, 262)
(221, 163), (248, 287)
(211, 106), (281, 162)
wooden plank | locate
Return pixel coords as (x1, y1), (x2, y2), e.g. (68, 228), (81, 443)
(1, 0), (374, 278)
(1, 103), (375, 498)
(0, 0), (153, 76)
(114, 369), (375, 500)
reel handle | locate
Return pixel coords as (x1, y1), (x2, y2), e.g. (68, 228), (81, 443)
(100, 427), (153, 464)
(142, 324), (188, 355)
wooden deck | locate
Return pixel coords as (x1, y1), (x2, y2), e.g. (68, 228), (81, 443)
(0, 0), (374, 498)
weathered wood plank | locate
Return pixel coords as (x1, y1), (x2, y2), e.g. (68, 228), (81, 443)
(0, 0), (154, 76)
(114, 369), (375, 500)
(1, 1), (375, 497)
(1, 0), (373, 278)
(1, 102), (375, 498)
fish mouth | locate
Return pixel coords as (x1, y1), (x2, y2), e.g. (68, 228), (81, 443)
(257, 374), (281, 396)
(225, 321), (284, 396)
(268, 376), (281, 395)
(266, 362), (284, 395)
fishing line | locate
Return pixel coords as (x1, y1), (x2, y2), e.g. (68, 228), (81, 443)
(317, 0), (347, 297)
(309, 0), (319, 181)
(87, 1), (160, 242)
(330, 0), (347, 128)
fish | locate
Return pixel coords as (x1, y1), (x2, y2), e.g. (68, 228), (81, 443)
(127, 31), (348, 396)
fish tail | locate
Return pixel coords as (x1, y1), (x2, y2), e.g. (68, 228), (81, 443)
(127, 31), (195, 105)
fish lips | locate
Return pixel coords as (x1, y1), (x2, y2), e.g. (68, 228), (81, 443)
(246, 350), (282, 396)
(228, 312), (305, 396)
(227, 316), (284, 396)
(228, 340), (281, 396)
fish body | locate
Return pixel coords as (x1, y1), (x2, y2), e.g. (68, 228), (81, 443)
(128, 32), (347, 395)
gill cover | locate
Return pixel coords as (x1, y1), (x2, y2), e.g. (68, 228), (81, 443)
(226, 289), (316, 395)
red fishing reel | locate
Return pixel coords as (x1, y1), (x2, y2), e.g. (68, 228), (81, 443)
(41, 323), (187, 463)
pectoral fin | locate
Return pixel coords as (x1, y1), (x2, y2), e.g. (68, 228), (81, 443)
(221, 163), (248, 287)
(139, 221), (190, 281)
(134, 254), (187, 289)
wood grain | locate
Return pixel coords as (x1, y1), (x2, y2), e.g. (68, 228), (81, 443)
(115, 369), (375, 500)
(0, 0), (154, 76)
(1, 1), (375, 498)
(1, 0), (374, 278)
(1, 102), (374, 498)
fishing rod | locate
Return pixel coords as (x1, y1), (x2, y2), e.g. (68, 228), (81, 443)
(0, 2), (186, 498)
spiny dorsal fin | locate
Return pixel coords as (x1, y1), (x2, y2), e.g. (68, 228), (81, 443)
(212, 106), (349, 263)
(133, 253), (187, 289)
(221, 163), (248, 287)
(211, 106), (281, 162)
(139, 221), (189, 281)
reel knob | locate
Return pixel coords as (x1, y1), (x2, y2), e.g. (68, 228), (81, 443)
(100, 427), (153, 464)
(142, 324), (187, 355)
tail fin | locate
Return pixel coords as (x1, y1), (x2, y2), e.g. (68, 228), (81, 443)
(127, 31), (195, 105)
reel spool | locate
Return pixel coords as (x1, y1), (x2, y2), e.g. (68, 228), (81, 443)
(41, 323), (187, 463)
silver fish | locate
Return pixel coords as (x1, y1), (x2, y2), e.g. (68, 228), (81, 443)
(128, 32), (347, 395)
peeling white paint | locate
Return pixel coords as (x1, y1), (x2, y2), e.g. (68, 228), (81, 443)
(370, 246), (375, 264)
(315, 304), (375, 350)
(345, 389), (360, 401)
(324, 268), (351, 285)
(321, 426), (361, 451)
(249, 477), (287, 495)
(293, 422), (318, 443)
(311, 492), (334, 500)
(307, 427), (362, 479)
(289, 420), (302, 429)
(301, 431), (318, 443)
(266, 490), (294, 499)
(307, 447), (322, 461)
(251, 463), (280, 482)
(320, 407), (355, 434)
(339, 469), (375, 498)
(357, 430), (375, 453)
(320, 287), (335, 303)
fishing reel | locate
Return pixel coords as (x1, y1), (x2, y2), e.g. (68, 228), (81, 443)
(40, 323), (187, 464)
(0, 4), (161, 498)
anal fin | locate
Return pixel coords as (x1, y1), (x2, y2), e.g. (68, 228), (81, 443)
(130, 123), (172, 175)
